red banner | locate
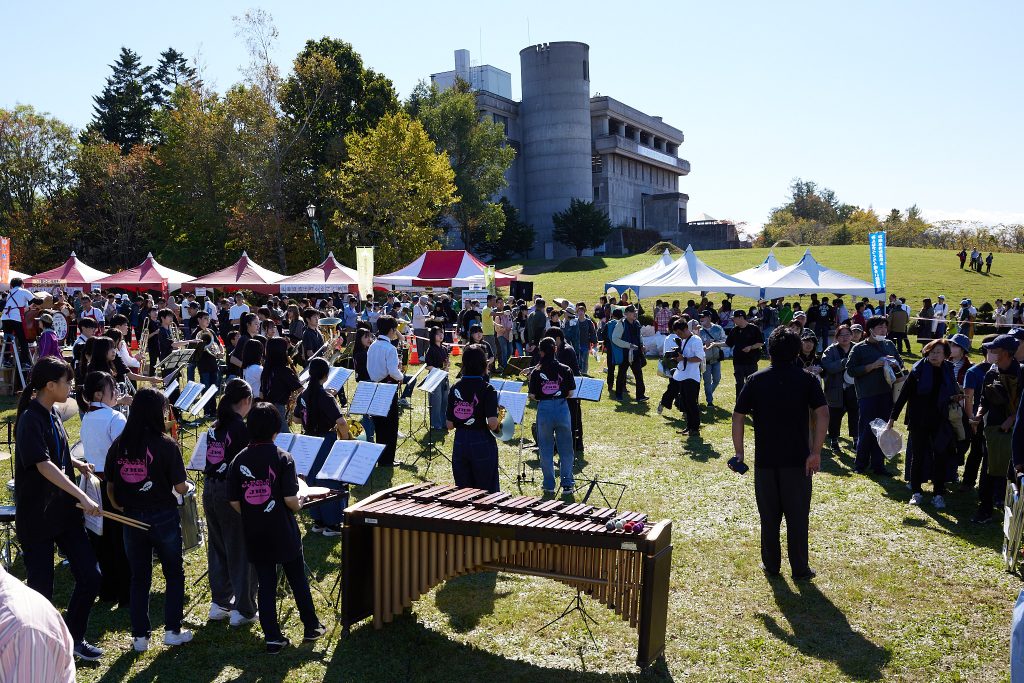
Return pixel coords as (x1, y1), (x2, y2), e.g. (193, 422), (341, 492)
(0, 237), (9, 285)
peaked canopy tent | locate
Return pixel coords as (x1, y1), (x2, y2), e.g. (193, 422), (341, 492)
(604, 249), (676, 295)
(96, 253), (194, 293)
(25, 252), (111, 289)
(182, 251), (285, 294)
(625, 245), (762, 299)
(373, 250), (517, 289)
(757, 250), (881, 299)
(731, 250), (792, 286)
(277, 252), (359, 294)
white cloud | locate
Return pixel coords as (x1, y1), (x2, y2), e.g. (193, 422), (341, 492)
(923, 208), (1024, 225)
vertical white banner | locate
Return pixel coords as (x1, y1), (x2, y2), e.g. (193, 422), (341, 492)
(355, 247), (374, 299)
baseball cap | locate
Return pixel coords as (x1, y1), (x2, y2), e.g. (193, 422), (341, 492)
(732, 310), (746, 318)
(982, 334), (1019, 353)
(1011, 329), (1024, 342)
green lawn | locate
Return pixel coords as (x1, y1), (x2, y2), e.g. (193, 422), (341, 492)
(2, 245), (1019, 682)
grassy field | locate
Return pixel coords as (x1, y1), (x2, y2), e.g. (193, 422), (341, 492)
(2, 245), (1020, 682)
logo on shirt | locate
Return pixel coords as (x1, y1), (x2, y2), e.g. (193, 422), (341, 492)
(452, 388), (478, 424)
(207, 432), (229, 466)
(539, 371), (562, 397)
(241, 464), (275, 507)
(118, 448), (153, 484)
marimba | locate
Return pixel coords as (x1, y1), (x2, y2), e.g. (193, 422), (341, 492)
(342, 483), (672, 668)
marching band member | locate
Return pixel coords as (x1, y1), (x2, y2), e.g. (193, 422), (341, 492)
(204, 378), (259, 627)
(546, 327), (585, 453)
(108, 314), (142, 370)
(351, 328), (377, 442)
(79, 371), (131, 608)
(15, 357), (104, 662)
(228, 313), (258, 378)
(300, 308), (324, 364)
(367, 316), (403, 467)
(103, 388), (191, 651)
(261, 337), (303, 433)
(425, 325), (450, 432)
(528, 337), (578, 497)
(228, 403), (326, 654)
(241, 339), (265, 397)
(446, 344), (500, 492)
(466, 324), (495, 375)
(293, 358), (349, 536)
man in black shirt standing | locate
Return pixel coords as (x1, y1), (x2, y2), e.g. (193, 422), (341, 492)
(726, 310), (763, 393)
(732, 327), (828, 580)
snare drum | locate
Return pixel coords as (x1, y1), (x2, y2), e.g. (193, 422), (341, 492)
(178, 481), (203, 552)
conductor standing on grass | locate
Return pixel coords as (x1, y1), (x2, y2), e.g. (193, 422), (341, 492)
(732, 327), (828, 581)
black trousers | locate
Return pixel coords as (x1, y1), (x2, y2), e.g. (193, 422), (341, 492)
(963, 427), (987, 488)
(827, 386), (859, 440)
(661, 378), (700, 431)
(1, 319), (28, 363)
(567, 397), (584, 452)
(22, 525), (101, 644)
(889, 332), (910, 354)
(754, 466), (812, 576)
(733, 362), (758, 394)
(606, 360), (617, 391)
(908, 426), (949, 495)
(254, 554), (319, 643)
(615, 356), (646, 397)
(371, 394), (400, 466)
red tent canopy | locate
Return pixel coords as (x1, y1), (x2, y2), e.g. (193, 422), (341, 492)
(372, 250), (516, 289)
(96, 253), (194, 293)
(182, 251), (285, 294)
(26, 252), (110, 288)
(277, 252), (359, 294)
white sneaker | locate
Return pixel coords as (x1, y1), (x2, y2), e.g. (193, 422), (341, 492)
(133, 636), (150, 652)
(230, 610), (259, 627)
(909, 493), (924, 506)
(932, 495), (946, 510)
(208, 603), (231, 621)
(164, 629), (193, 646)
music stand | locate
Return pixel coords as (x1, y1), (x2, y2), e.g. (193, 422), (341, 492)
(402, 368), (450, 470)
(398, 366), (429, 448)
(578, 479), (627, 509)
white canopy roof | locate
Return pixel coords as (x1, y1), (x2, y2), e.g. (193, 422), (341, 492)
(604, 249), (675, 295)
(731, 250), (792, 286)
(758, 249), (881, 299)
(626, 245), (761, 299)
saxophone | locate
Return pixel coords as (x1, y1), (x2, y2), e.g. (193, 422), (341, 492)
(285, 387), (302, 427)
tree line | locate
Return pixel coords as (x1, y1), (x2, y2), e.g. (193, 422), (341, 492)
(0, 10), (533, 277)
(754, 179), (1024, 252)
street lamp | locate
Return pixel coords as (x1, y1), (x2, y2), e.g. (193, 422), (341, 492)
(306, 203), (326, 260)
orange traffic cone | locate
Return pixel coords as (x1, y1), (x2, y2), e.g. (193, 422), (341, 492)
(452, 342), (461, 357)
(408, 334), (420, 365)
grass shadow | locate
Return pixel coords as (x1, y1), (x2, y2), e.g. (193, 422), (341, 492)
(759, 579), (891, 681)
(434, 572), (507, 633)
(684, 438), (722, 462)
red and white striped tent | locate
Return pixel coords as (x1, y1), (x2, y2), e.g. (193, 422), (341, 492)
(373, 250), (516, 289)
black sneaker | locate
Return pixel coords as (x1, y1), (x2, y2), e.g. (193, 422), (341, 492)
(266, 638), (290, 654)
(74, 640), (104, 662)
(636, 395), (650, 403)
(792, 568), (817, 581)
(303, 625), (327, 642)
(759, 561), (780, 578)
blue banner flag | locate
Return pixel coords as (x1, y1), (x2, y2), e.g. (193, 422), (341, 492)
(869, 231), (887, 294)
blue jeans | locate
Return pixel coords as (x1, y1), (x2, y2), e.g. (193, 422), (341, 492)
(123, 506), (185, 637)
(496, 336), (511, 370)
(199, 369), (219, 416)
(703, 362), (721, 403)
(856, 392), (893, 473)
(536, 399), (575, 492)
(429, 377), (449, 430)
(361, 414), (376, 442)
(577, 347), (590, 375)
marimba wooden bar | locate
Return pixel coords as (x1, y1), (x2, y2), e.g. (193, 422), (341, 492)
(342, 483), (672, 668)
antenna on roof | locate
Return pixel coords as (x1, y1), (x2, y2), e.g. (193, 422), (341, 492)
(527, 17), (531, 45)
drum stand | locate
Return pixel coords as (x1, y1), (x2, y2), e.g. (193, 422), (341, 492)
(536, 589), (599, 649)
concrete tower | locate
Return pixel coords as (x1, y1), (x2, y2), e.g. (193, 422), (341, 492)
(519, 42), (592, 259)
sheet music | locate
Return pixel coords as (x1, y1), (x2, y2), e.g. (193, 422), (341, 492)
(340, 442), (385, 485)
(575, 377), (604, 402)
(273, 433), (295, 453)
(315, 440), (358, 481)
(418, 368), (448, 393)
(325, 366), (354, 393)
(187, 431), (208, 471)
(190, 384), (219, 415)
(162, 380), (179, 399)
(499, 390), (528, 424)
(367, 383), (398, 417)
(289, 434), (324, 477)
(299, 367), (310, 384)
(491, 379), (523, 394)
(348, 382), (376, 415)
(174, 382), (203, 409)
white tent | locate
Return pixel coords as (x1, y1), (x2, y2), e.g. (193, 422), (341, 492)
(627, 245), (762, 299)
(758, 249), (880, 299)
(731, 250), (792, 286)
(604, 249), (676, 295)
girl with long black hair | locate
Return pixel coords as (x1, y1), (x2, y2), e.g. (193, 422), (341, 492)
(104, 388), (191, 651)
(293, 358), (349, 537)
(528, 337), (578, 497)
(203, 378), (258, 627)
(351, 328), (376, 442)
(241, 338), (265, 397)
(15, 356), (104, 661)
(446, 344), (500, 492)
(261, 336), (302, 432)
(424, 325), (450, 431)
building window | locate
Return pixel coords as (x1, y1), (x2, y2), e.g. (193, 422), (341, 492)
(492, 113), (509, 136)
(583, 60), (589, 81)
(679, 208), (686, 224)
(594, 186), (600, 200)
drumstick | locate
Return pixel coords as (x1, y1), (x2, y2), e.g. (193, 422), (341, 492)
(76, 504), (151, 531)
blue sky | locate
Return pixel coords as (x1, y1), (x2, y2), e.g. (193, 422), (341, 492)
(3, 0), (1021, 236)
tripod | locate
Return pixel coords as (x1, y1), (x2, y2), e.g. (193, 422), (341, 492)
(514, 421), (535, 486)
(536, 589), (599, 649)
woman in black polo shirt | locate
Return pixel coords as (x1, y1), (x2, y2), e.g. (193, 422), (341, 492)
(261, 337), (303, 432)
(446, 344), (500, 492)
(104, 388), (191, 651)
(203, 378), (258, 626)
(425, 325), (450, 432)
(228, 402), (325, 654)
(546, 327), (585, 453)
(528, 337), (578, 496)
(351, 328), (376, 442)
(293, 358), (349, 537)
(14, 357), (104, 661)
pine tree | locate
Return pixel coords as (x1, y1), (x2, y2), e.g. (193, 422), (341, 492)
(153, 48), (199, 106)
(89, 47), (158, 150)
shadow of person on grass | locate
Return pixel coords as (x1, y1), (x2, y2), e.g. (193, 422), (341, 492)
(759, 579), (891, 681)
(683, 437), (721, 462)
(434, 572), (508, 632)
